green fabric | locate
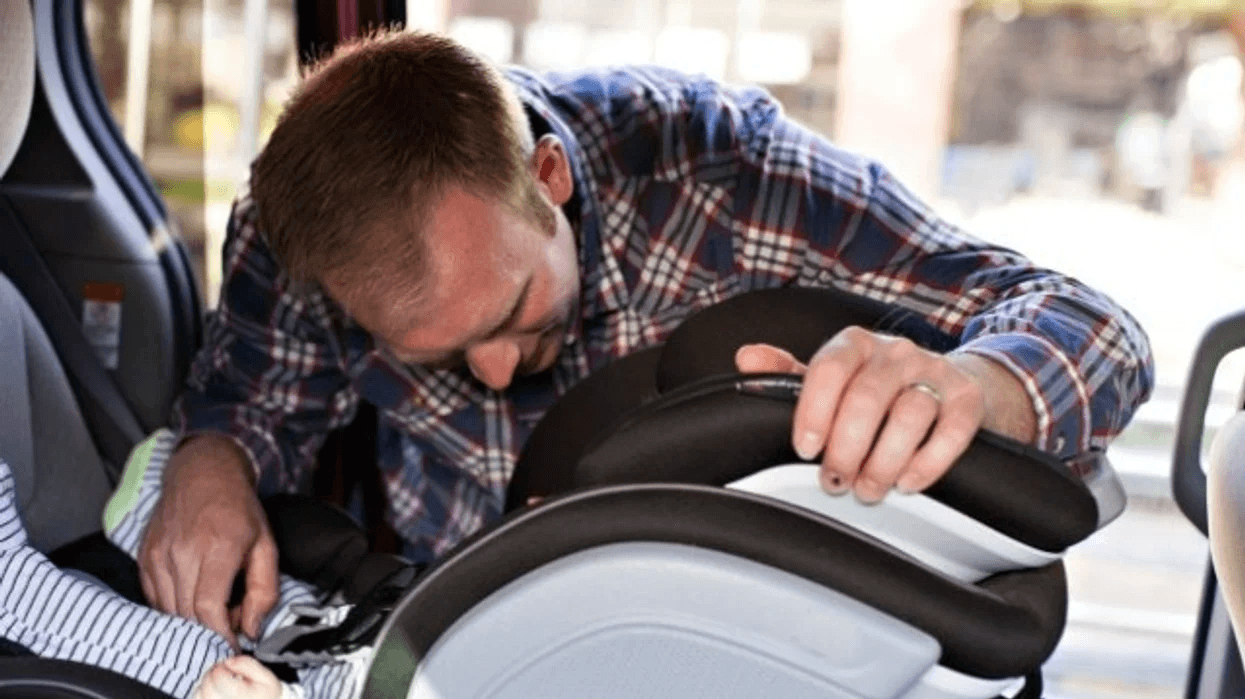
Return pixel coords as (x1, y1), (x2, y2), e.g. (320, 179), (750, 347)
(102, 429), (166, 533)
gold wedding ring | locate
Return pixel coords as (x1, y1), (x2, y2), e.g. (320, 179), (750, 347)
(907, 381), (943, 404)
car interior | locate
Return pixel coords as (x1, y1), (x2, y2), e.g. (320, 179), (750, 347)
(0, 0), (1242, 698)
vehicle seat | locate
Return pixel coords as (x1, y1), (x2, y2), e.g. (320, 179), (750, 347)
(1174, 307), (1245, 671)
(0, 0), (177, 694)
(0, 280), (174, 699)
(360, 286), (1129, 699)
(0, 272), (112, 553)
(1210, 408), (1245, 662)
(0, 0), (112, 559)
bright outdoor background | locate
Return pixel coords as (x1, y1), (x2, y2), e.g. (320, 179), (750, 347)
(83, 0), (1245, 696)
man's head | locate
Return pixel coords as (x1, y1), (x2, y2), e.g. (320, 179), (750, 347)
(252, 30), (580, 391)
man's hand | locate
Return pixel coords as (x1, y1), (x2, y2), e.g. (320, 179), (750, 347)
(735, 326), (1037, 503)
(138, 435), (280, 648)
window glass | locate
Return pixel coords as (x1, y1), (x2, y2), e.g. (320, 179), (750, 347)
(85, 0), (298, 305)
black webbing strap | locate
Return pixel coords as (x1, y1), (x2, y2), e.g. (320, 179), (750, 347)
(0, 196), (145, 484)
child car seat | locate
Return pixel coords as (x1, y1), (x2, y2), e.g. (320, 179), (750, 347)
(350, 286), (1127, 699)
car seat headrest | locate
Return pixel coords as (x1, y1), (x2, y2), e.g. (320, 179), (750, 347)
(0, 0), (36, 178)
(506, 346), (661, 510)
(509, 286), (1100, 551)
(655, 286), (960, 390)
(508, 286), (947, 509)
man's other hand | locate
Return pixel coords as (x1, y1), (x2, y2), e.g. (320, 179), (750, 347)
(735, 326), (1036, 503)
(138, 435), (280, 648)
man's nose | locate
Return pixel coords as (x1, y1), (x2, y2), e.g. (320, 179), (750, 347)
(466, 339), (521, 391)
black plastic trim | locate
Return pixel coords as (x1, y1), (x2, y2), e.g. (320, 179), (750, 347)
(42, 0), (204, 387)
(0, 657), (176, 698)
(506, 346), (662, 510)
(52, 0), (165, 228)
(1173, 309), (1245, 536)
(158, 240), (203, 385)
(363, 484), (1067, 698)
(655, 285), (961, 391)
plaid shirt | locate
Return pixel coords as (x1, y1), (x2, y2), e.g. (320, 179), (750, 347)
(176, 66), (1154, 563)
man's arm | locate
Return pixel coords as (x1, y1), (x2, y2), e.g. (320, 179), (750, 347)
(142, 195), (358, 646)
(720, 85), (1153, 498)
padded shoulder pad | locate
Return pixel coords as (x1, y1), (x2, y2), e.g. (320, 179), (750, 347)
(656, 286), (959, 390)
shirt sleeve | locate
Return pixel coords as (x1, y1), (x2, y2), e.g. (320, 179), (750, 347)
(173, 195), (360, 493)
(723, 87), (1154, 460)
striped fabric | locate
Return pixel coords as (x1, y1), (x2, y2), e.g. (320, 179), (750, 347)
(0, 449), (368, 699)
(176, 65), (1155, 564)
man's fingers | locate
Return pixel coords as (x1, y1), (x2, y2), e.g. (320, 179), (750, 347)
(823, 339), (929, 493)
(734, 343), (807, 375)
(792, 329), (870, 464)
(192, 544), (246, 648)
(898, 402), (981, 493)
(137, 538), (162, 609)
(853, 388), (939, 502)
(240, 533), (281, 641)
(170, 547), (203, 620)
(144, 550), (179, 615)
(139, 568), (156, 608)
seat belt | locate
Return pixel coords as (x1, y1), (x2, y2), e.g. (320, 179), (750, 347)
(0, 196), (145, 485)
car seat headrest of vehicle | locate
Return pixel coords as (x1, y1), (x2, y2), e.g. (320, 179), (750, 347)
(0, 0), (36, 178)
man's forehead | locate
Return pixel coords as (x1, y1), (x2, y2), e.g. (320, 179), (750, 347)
(329, 185), (536, 348)
(364, 256), (526, 355)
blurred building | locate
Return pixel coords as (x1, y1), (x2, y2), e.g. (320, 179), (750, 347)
(945, 1), (1244, 211)
(83, 0), (1245, 299)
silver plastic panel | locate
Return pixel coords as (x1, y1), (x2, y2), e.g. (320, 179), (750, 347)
(408, 542), (942, 699)
(729, 464), (1059, 582)
(904, 665), (1023, 699)
(1077, 452), (1127, 528)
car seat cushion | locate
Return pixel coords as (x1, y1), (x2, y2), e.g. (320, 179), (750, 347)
(0, 274), (111, 554)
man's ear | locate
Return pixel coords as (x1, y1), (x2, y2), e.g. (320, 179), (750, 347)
(531, 134), (573, 206)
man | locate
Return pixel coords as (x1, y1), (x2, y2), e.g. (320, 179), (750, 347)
(140, 30), (1154, 647)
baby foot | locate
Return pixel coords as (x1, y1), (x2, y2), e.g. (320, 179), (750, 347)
(192, 655), (291, 699)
